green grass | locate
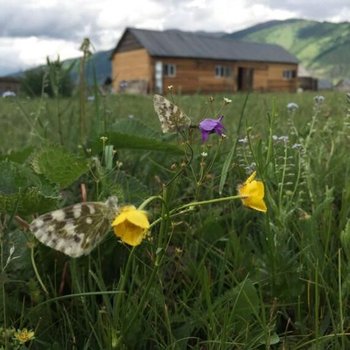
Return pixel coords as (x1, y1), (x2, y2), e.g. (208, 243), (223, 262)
(0, 89), (350, 349)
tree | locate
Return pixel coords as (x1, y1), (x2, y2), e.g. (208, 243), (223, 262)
(20, 57), (75, 97)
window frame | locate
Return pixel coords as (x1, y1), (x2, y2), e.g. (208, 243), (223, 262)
(163, 63), (176, 77)
(282, 69), (297, 80)
(215, 65), (232, 78)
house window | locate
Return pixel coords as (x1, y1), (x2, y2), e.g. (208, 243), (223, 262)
(163, 64), (176, 77)
(215, 65), (231, 78)
(283, 70), (297, 80)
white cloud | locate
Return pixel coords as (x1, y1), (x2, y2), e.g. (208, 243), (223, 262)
(0, 0), (349, 75)
(0, 36), (81, 75)
(258, 0), (350, 20)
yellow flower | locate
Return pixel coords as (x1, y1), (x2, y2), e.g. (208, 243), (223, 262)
(238, 171), (267, 213)
(112, 206), (150, 246)
(14, 328), (35, 344)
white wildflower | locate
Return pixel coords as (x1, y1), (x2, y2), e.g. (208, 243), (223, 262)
(287, 102), (299, 111)
(314, 95), (325, 104)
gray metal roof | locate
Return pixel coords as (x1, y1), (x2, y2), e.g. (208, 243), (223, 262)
(121, 27), (298, 64)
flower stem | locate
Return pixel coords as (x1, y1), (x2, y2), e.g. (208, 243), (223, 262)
(170, 194), (242, 214)
(114, 187), (171, 348)
(114, 246), (136, 317)
(30, 246), (49, 295)
(137, 195), (163, 211)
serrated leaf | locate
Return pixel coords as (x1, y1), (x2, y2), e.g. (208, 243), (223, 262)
(0, 147), (34, 163)
(20, 187), (58, 215)
(0, 160), (59, 215)
(0, 160), (41, 194)
(32, 146), (89, 188)
(0, 188), (58, 216)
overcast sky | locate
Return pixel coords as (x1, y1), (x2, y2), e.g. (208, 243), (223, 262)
(1, 0), (349, 75)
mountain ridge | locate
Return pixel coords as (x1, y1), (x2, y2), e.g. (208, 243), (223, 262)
(225, 19), (350, 81)
(7, 19), (349, 84)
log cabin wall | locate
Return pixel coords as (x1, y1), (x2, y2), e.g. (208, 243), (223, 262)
(112, 48), (152, 93)
(267, 63), (298, 92)
(147, 58), (297, 94)
(113, 53), (298, 94)
(232, 62), (298, 92)
(150, 57), (237, 94)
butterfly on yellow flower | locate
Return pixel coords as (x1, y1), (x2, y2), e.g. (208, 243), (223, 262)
(238, 171), (267, 213)
(153, 94), (191, 133)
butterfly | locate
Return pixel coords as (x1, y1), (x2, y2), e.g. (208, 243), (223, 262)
(153, 94), (191, 133)
(29, 196), (119, 258)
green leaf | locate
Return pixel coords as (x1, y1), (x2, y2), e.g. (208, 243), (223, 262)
(258, 332), (280, 346)
(0, 160), (59, 215)
(31, 146), (89, 188)
(232, 278), (259, 320)
(214, 278), (259, 323)
(91, 132), (184, 155)
(0, 147), (34, 163)
(219, 143), (237, 195)
(219, 94), (249, 194)
(197, 215), (226, 243)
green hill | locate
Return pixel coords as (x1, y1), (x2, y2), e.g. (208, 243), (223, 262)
(11, 20), (349, 85)
(62, 49), (113, 85)
(225, 19), (350, 82)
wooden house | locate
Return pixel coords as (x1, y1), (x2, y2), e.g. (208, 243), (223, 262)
(0, 77), (20, 95)
(111, 27), (298, 94)
(298, 65), (318, 91)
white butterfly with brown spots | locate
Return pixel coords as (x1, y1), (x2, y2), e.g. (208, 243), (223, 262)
(153, 94), (191, 133)
(29, 197), (119, 258)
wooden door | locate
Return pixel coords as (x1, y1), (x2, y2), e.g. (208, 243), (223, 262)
(237, 67), (254, 91)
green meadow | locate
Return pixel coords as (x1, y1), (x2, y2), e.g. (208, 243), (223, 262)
(0, 89), (350, 349)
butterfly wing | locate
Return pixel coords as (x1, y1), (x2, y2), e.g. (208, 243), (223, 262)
(29, 201), (117, 258)
(153, 94), (191, 133)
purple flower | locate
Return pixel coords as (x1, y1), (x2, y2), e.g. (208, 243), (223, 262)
(199, 115), (224, 142)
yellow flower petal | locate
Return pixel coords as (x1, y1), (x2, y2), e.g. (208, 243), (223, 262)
(111, 205), (150, 246)
(244, 170), (257, 184)
(14, 328), (35, 344)
(238, 173), (267, 213)
(123, 209), (150, 229)
(111, 205), (136, 226)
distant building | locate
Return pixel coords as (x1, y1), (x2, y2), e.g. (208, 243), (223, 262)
(111, 27), (299, 94)
(0, 77), (20, 95)
(297, 66), (318, 91)
(317, 79), (333, 90)
(335, 79), (350, 92)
